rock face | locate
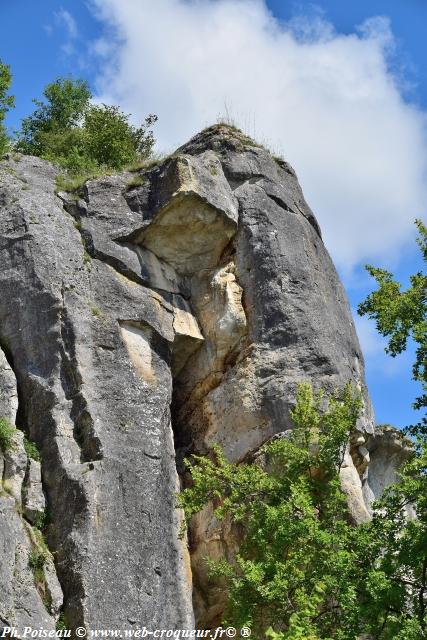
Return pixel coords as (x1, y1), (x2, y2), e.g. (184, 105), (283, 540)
(0, 348), (61, 632)
(0, 125), (403, 630)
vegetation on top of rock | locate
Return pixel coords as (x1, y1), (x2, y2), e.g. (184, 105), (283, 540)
(0, 415), (17, 452)
(0, 59), (14, 156)
(15, 77), (91, 157)
(54, 166), (112, 195)
(14, 76), (158, 179)
(125, 174), (147, 190)
(55, 152), (167, 196)
(201, 121), (265, 150)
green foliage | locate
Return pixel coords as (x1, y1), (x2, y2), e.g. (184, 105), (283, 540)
(358, 219), (427, 419)
(29, 541), (49, 596)
(55, 168), (106, 195)
(34, 509), (49, 531)
(55, 167), (108, 195)
(15, 76), (157, 179)
(90, 305), (102, 318)
(272, 155), (286, 166)
(84, 105), (156, 170)
(56, 613), (67, 632)
(24, 436), (41, 461)
(125, 152), (168, 172)
(355, 222), (427, 638)
(37, 128), (99, 176)
(126, 174), (147, 190)
(0, 59), (14, 155)
(0, 416), (17, 452)
(179, 383), (364, 638)
(15, 77), (91, 156)
(357, 438), (427, 639)
(179, 377), (427, 637)
(29, 547), (47, 571)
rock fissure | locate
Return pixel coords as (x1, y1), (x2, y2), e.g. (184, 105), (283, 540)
(59, 287), (103, 463)
(0, 342), (64, 630)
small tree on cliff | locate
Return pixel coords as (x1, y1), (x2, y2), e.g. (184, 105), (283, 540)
(15, 76), (157, 173)
(15, 77), (91, 156)
(0, 59), (14, 155)
(178, 383), (367, 639)
(84, 104), (157, 170)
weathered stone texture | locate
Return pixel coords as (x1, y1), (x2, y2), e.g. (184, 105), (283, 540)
(0, 126), (404, 629)
(0, 345), (59, 632)
(0, 155), (193, 630)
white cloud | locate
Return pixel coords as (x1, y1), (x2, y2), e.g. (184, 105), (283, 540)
(88, 0), (427, 271)
(353, 313), (412, 377)
(55, 8), (78, 39)
(354, 314), (386, 359)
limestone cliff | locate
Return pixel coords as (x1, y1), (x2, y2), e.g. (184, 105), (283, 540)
(0, 125), (403, 631)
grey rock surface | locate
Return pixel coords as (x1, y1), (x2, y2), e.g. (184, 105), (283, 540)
(23, 458), (46, 525)
(0, 155), (193, 630)
(364, 425), (414, 510)
(0, 345), (59, 632)
(0, 496), (57, 632)
(0, 126), (403, 629)
(2, 428), (27, 501)
(0, 349), (18, 421)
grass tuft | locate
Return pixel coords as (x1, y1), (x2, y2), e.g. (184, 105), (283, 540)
(90, 305), (102, 318)
(124, 152), (168, 173)
(125, 174), (146, 190)
(55, 166), (113, 195)
(29, 547), (47, 571)
(24, 436), (41, 461)
(0, 416), (17, 453)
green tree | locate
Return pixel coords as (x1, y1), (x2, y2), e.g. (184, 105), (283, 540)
(356, 220), (427, 638)
(15, 76), (157, 174)
(84, 105), (157, 170)
(15, 77), (91, 156)
(358, 442), (427, 639)
(358, 219), (426, 423)
(179, 383), (366, 639)
(0, 59), (15, 155)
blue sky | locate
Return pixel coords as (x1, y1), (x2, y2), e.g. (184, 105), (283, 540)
(1, 0), (425, 428)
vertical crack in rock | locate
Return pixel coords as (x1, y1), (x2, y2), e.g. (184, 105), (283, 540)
(171, 248), (248, 460)
(169, 250), (250, 626)
(59, 285), (103, 462)
(124, 181), (250, 627)
(0, 343), (63, 632)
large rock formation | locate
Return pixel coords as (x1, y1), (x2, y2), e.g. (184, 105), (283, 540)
(0, 125), (403, 631)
